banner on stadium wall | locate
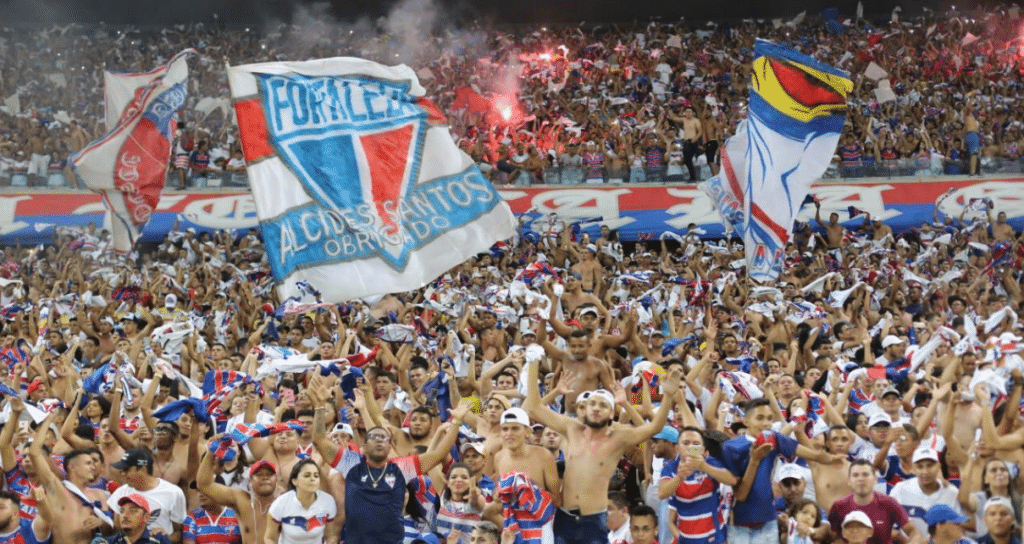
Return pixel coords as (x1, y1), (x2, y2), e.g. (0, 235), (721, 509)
(2, 178), (1023, 247)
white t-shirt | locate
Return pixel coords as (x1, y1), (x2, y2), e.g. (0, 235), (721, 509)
(608, 517), (631, 544)
(889, 479), (961, 537)
(107, 478), (186, 534)
(268, 489), (337, 544)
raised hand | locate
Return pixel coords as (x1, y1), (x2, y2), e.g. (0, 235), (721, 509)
(662, 368), (682, 398)
(451, 399), (471, 422)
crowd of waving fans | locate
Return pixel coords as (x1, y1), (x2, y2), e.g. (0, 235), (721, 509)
(0, 190), (1020, 544)
(3, 4), (1024, 187)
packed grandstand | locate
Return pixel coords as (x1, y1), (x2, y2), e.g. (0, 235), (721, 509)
(0, 3), (1021, 544)
(0, 4), (1023, 188)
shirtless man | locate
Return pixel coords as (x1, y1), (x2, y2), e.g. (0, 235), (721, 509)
(110, 387), (198, 488)
(703, 111), (723, 176)
(546, 275), (604, 316)
(964, 103), (980, 175)
(570, 245), (602, 293)
(386, 406), (436, 457)
(485, 407), (561, 538)
(815, 202), (846, 250)
(524, 359), (681, 544)
(988, 210), (1016, 243)
(29, 410), (112, 544)
(78, 313), (118, 356)
(464, 394), (512, 455)
(672, 106), (703, 181)
(247, 426), (301, 493)
(68, 120), (89, 151)
(805, 426), (854, 511)
(539, 329), (616, 413)
(869, 218), (894, 241)
(947, 375), (983, 450)
(197, 453), (279, 544)
(26, 124), (48, 188)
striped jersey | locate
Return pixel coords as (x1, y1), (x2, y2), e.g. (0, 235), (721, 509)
(183, 506), (242, 544)
(435, 496), (482, 542)
(661, 456), (726, 544)
(4, 466), (37, 522)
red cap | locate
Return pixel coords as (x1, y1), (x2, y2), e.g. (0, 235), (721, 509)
(249, 459), (277, 477)
(261, 303), (275, 314)
(26, 379), (44, 396)
(118, 493), (151, 513)
(867, 366), (887, 380)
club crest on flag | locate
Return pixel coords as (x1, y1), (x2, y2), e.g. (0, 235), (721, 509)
(257, 74), (427, 267)
(229, 57), (516, 302)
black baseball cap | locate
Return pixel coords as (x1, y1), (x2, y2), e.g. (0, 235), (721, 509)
(112, 448), (154, 471)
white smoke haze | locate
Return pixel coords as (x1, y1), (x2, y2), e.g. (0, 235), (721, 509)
(382, 0), (440, 64)
(266, 0), (494, 71)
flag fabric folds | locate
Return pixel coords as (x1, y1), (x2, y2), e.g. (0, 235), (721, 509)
(700, 40), (851, 282)
(70, 50), (195, 253)
(226, 57), (516, 302)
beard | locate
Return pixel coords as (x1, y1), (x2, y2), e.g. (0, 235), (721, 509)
(409, 428), (430, 441)
(583, 414), (611, 429)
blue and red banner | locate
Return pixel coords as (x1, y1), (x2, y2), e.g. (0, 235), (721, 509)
(1, 178), (1022, 247)
(70, 50), (194, 253)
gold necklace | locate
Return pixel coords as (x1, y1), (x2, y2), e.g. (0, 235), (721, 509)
(365, 461), (386, 489)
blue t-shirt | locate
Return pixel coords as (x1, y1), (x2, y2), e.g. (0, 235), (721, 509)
(721, 432), (799, 525)
(335, 449), (421, 544)
(0, 519), (48, 544)
(661, 455), (726, 544)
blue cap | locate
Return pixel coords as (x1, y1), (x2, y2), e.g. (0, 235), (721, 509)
(924, 505), (969, 527)
(411, 534), (440, 544)
(653, 425), (679, 443)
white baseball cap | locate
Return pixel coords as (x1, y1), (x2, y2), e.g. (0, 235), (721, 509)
(773, 463), (807, 483)
(868, 412), (892, 427)
(588, 389), (615, 407)
(912, 448), (940, 464)
(331, 423), (353, 436)
(500, 408), (531, 427)
(165, 293), (177, 308)
(842, 510), (872, 529)
(983, 496), (1015, 514)
(881, 335), (906, 348)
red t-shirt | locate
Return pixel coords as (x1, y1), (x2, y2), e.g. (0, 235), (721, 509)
(827, 492), (910, 544)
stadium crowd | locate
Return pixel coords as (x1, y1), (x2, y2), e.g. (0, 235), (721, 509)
(1, 5), (1024, 187)
(0, 188), (1020, 544)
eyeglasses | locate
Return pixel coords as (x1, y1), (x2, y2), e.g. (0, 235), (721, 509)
(365, 433), (390, 443)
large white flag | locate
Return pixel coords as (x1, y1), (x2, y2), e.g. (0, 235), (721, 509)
(71, 50), (194, 253)
(227, 57), (516, 302)
(701, 40), (851, 282)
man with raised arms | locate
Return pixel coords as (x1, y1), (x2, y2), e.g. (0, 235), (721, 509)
(523, 357), (681, 544)
(538, 329), (616, 415)
(27, 409), (111, 544)
(196, 453), (280, 544)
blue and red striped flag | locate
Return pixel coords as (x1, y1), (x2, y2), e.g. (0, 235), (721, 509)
(497, 471), (555, 544)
